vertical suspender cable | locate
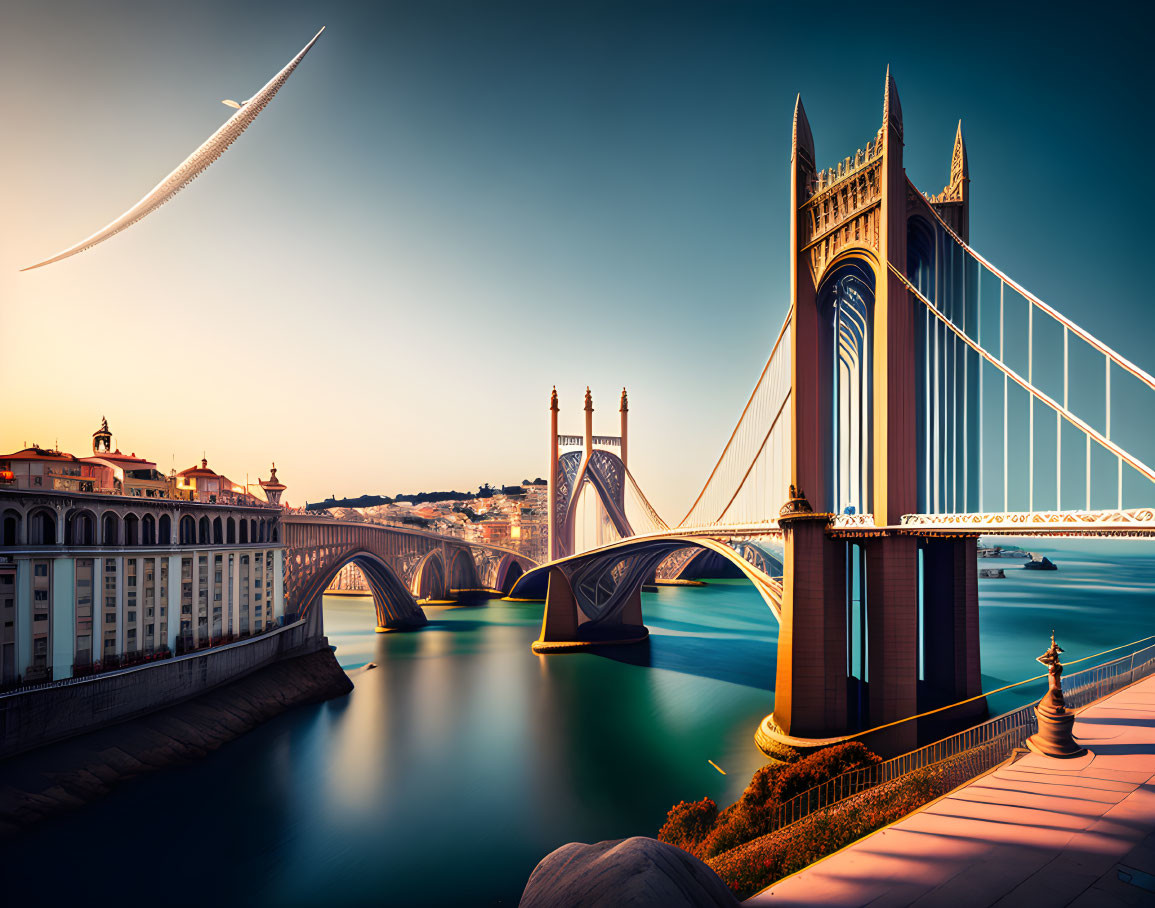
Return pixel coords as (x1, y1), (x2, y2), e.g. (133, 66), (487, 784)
(963, 258), (968, 510)
(1001, 281), (1007, 512)
(978, 267), (983, 511)
(1028, 300), (1034, 513)
(1086, 435), (1092, 510)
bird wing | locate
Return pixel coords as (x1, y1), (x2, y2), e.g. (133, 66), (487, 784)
(21, 26), (325, 271)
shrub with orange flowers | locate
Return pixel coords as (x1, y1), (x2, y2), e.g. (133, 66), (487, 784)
(657, 742), (882, 861)
(705, 767), (946, 898)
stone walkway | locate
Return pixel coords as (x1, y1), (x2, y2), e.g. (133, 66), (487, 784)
(750, 675), (1155, 907)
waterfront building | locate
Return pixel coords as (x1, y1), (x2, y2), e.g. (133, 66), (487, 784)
(479, 515), (513, 548)
(329, 562), (369, 592)
(174, 457), (250, 504)
(0, 430), (288, 687)
(83, 417), (176, 498)
(0, 446), (110, 494)
(517, 479), (548, 562)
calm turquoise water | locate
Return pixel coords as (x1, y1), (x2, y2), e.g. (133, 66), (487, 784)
(4, 539), (1154, 906)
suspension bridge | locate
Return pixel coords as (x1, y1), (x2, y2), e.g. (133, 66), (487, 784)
(510, 69), (1155, 754)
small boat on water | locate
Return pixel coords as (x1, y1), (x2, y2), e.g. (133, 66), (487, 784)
(979, 568), (1006, 578)
(1023, 554), (1058, 571)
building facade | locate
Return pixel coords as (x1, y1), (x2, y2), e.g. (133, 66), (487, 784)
(0, 428), (288, 687)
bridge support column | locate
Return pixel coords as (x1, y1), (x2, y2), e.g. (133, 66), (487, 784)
(763, 510), (847, 751)
(531, 566), (648, 654)
(859, 535), (920, 755)
(921, 536), (982, 709)
(535, 567), (580, 648)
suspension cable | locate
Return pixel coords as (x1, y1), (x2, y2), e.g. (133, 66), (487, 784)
(892, 263), (1155, 485)
(679, 307), (793, 526)
(916, 185), (1155, 392)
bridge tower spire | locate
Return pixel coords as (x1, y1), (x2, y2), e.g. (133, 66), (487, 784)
(951, 121), (970, 241)
(619, 387), (629, 469)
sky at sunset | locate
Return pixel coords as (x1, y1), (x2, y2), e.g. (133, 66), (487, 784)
(1, 0), (1149, 517)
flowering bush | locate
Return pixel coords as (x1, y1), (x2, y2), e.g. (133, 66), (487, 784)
(656, 797), (718, 854)
(705, 764), (960, 898)
(657, 742), (881, 860)
(770, 741), (881, 802)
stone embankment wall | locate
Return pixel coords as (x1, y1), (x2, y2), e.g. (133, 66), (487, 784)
(0, 646), (353, 837)
(0, 620), (319, 760)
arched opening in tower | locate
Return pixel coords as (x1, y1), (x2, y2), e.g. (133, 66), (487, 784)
(817, 259), (875, 516)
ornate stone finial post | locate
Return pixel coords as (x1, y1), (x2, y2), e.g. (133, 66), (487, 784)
(619, 387), (629, 469)
(1026, 632), (1087, 758)
(259, 463), (287, 507)
(584, 387), (594, 456)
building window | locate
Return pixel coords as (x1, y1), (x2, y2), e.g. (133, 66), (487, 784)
(34, 590), (48, 601)
(34, 564), (48, 577)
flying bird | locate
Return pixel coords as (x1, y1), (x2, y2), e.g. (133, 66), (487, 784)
(21, 26), (325, 271)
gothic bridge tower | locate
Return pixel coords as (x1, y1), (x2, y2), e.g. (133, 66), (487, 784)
(548, 387), (632, 561)
(767, 69), (981, 751)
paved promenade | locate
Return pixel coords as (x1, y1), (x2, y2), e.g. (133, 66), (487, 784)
(752, 675), (1155, 907)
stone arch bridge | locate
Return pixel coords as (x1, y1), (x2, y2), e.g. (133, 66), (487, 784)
(282, 515), (537, 634)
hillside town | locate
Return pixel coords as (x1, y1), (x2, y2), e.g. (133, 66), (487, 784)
(318, 480), (548, 589)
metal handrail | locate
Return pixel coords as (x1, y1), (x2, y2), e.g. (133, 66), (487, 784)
(761, 641), (1155, 836)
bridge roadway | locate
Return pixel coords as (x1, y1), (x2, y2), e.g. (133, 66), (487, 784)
(752, 674), (1155, 907)
(282, 515), (537, 633)
(511, 506), (1155, 636)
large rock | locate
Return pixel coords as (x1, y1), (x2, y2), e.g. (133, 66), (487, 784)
(520, 836), (740, 908)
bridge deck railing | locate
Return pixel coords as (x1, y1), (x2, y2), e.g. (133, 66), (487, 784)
(764, 639), (1155, 835)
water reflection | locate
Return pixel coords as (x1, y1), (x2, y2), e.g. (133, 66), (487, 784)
(2, 544), (1154, 906)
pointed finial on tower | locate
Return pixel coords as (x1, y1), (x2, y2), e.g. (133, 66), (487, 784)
(882, 65), (902, 139)
(792, 94), (815, 170)
(951, 119), (969, 188)
(584, 386), (593, 412)
(550, 385), (558, 411)
(620, 387), (628, 412)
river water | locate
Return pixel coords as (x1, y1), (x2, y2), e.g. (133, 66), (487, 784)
(5, 539), (1155, 906)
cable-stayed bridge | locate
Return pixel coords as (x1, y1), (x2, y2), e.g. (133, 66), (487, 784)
(511, 70), (1155, 753)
